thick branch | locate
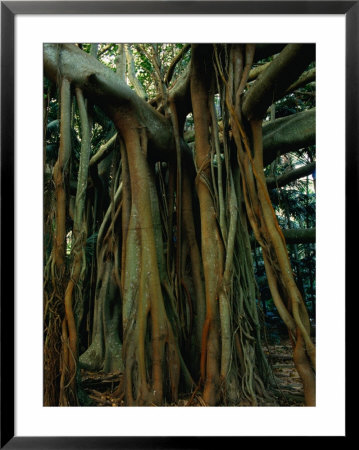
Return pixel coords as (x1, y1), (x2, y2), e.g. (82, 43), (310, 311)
(165, 44), (191, 85)
(282, 228), (316, 244)
(240, 45), (286, 82)
(248, 60), (272, 81)
(89, 133), (117, 167)
(252, 228), (315, 245)
(285, 68), (315, 95)
(115, 44), (126, 82)
(243, 44), (315, 120)
(44, 43), (174, 160)
(183, 108), (315, 166)
(168, 62), (192, 130)
(266, 162), (315, 189)
(125, 45), (147, 99)
(254, 44), (286, 62)
(262, 108), (315, 166)
(90, 43), (99, 59)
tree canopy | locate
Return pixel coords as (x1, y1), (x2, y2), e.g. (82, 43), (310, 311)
(43, 43), (316, 407)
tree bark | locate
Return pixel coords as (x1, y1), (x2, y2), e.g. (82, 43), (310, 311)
(184, 109), (315, 167)
(263, 108), (315, 166)
(44, 44), (174, 160)
(266, 162), (316, 189)
(243, 44), (315, 120)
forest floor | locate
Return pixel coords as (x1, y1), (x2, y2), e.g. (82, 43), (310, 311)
(80, 336), (307, 407)
(262, 338), (305, 406)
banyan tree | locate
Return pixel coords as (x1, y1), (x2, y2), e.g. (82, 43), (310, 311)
(43, 43), (316, 407)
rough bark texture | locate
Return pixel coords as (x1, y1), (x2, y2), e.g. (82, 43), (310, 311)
(44, 43), (316, 407)
(263, 108), (315, 166)
(266, 162), (316, 189)
(243, 44), (315, 120)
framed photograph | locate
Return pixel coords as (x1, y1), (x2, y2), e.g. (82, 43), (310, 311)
(1, 1), (352, 447)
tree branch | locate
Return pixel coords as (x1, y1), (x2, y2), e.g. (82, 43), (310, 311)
(89, 133), (117, 167)
(97, 43), (114, 57)
(165, 44), (191, 85)
(285, 68), (315, 96)
(243, 44), (315, 120)
(282, 228), (315, 244)
(125, 45), (147, 99)
(248, 60), (272, 81)
(115, 44), (126, 82)
(262, 108), (315, 166)
(253, 44), (286, 62)
(251, 228), (315, 245)
(44, 43), (174, 160)
(183, 108), (315, 166)
(266, 162), (315, 189)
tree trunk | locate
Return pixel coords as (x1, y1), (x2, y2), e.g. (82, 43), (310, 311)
(43, 42), (316, 407)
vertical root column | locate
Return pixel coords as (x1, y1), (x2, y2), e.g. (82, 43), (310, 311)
(51, 76), (73, 406)
(230, 103), (316, 405)
(216, 43), (315, 405)
(191, 45), (224, 405)
(60, 87), (92, 405)
(120, 122), (180, 405)
(182, 172), (206, 374)
(250, 120), (315, 405)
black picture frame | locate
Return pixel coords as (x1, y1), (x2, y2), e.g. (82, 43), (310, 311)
(1, 1), (353, 447)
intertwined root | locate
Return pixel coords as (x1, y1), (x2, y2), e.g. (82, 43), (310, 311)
(44, 43), (315, 407)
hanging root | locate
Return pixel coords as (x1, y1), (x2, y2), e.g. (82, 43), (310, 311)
(214, 44), (316, 406)
(118, 120), (184, 405)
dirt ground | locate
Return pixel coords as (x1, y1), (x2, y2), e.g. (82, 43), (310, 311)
(263, 339), (305, 406)
(80, 337), (307, 407)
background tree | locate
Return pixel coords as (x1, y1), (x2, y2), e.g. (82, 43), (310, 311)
(43, 43), (316, 407)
